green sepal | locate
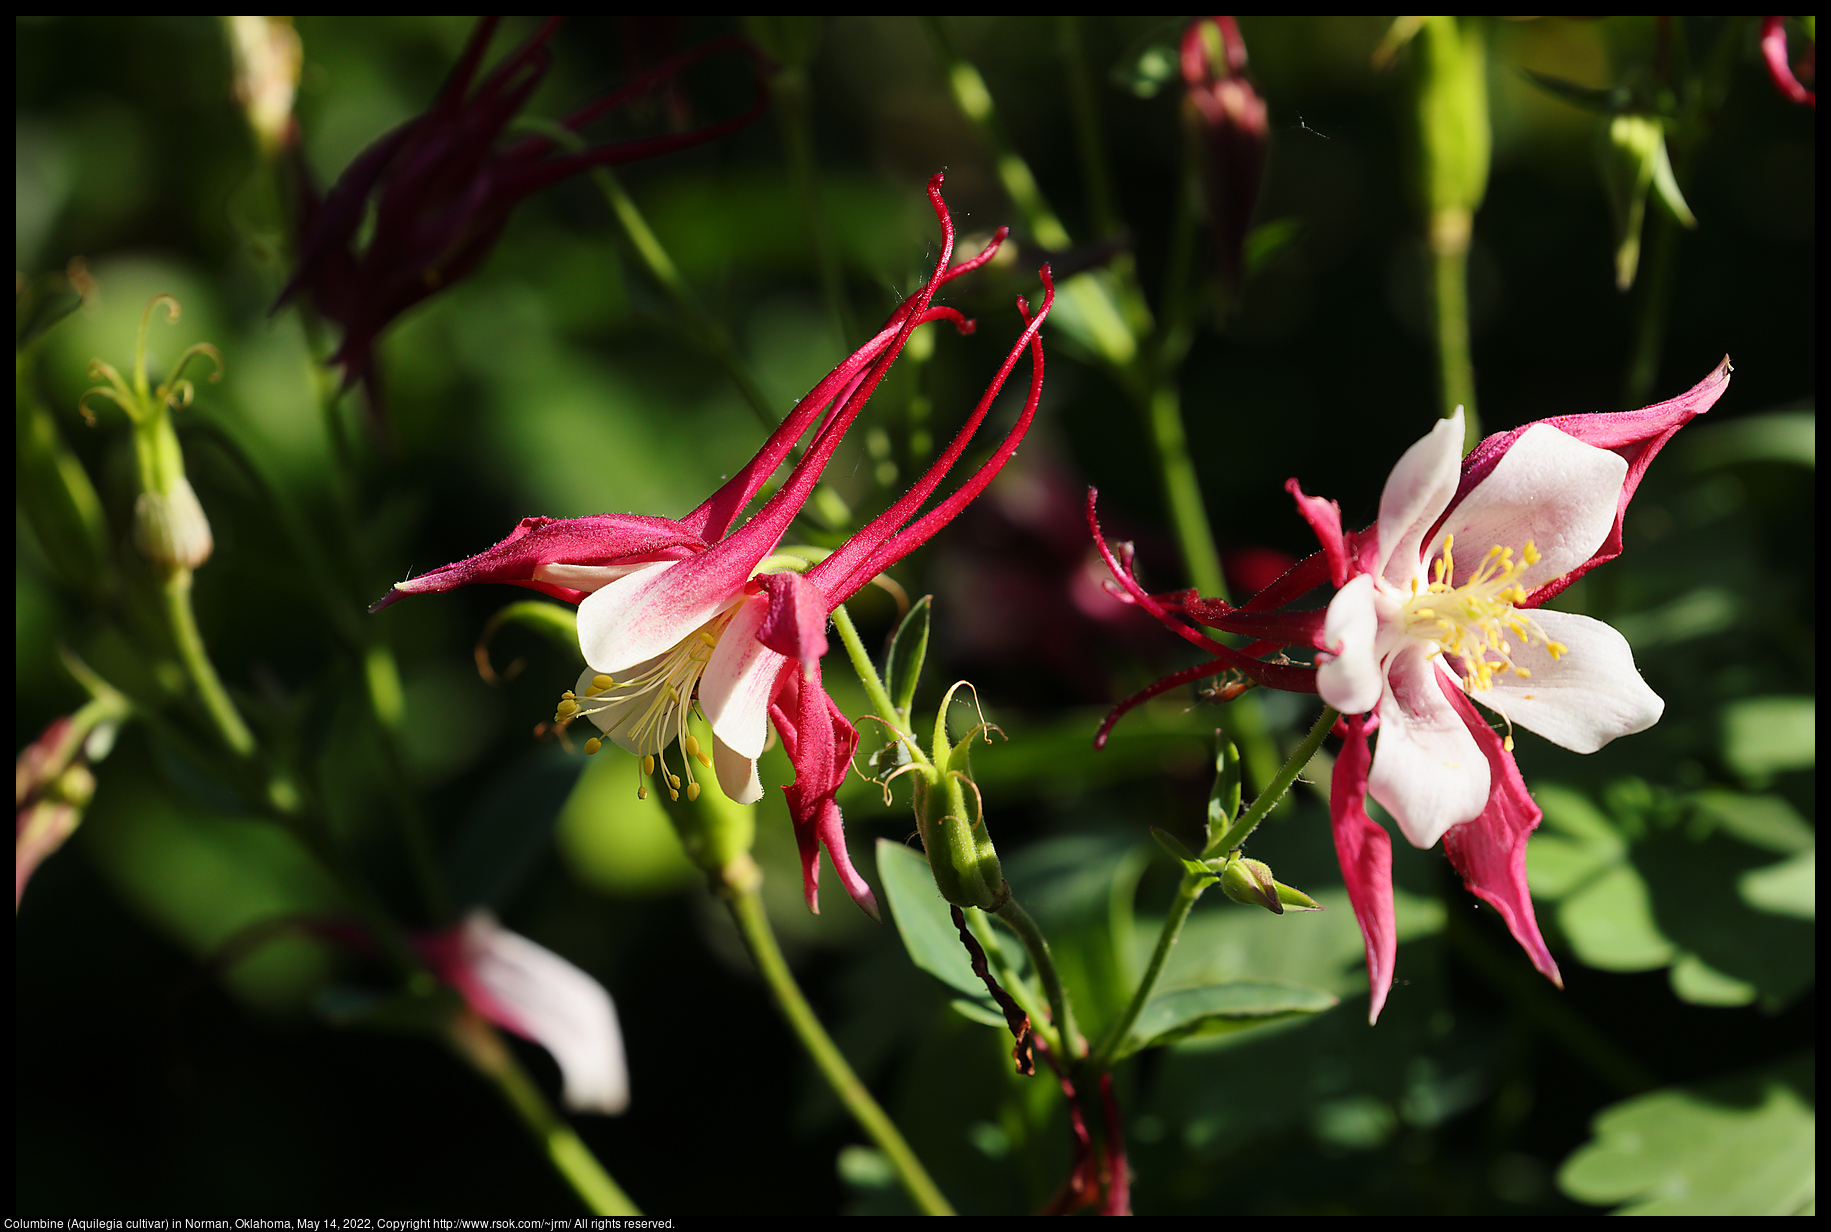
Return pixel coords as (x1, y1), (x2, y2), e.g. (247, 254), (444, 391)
(1151, 827), (1218, 889)
(1206, 731), (1242, 842)
(882, 594), (933, 726)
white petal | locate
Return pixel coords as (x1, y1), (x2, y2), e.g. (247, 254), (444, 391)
(1317, 574), (1384, 714)
(713, 735), (764, 805)
(1368, 646), (1490, 848)
(532, 562), (662, 594)
(1375, 410), (1465, 585)
(459, 914), (629, 1115)
(1473, 610), (1664, 753)
(699, 594), (784, 760)
(576, 560), (725, 674)
(574, 662), (675, 754)
(1435, 424), (1626, 590)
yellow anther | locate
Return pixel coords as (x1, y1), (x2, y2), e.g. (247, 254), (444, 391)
(642, 755), (655, 775)
(699, 629), (719, 648)
(555, 699), (579, 719)
(592, 674), (614, 691)
(668, 786), (680, 801)
(686, 734), (701, 758)
(687, 782), (702, 802)
(637, 782), (648, 800)
(584, 738), (602, 755)
(668, 773), (681, 789)
(695, 751), (713, 770)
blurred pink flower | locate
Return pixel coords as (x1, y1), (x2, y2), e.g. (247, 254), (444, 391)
(416, 912), (628, 1115)
(275, 18), (767, 420)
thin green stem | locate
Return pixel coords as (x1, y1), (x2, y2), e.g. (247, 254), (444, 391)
(1092, 706), (1338, 1069)
(587, 164), (778, 431)
(832, 603), (927, 766)
(992, 896), (1084, 1059)
(722, 861), (954, 1215)
(772, 61), (855, 345)
(450, 1012), (639, 1215)
(161, 568), (256, 759)
(1091, 868), (1206, 1069)
(1206, 706), (1339, 857)
(1428, 212), (1481, 449)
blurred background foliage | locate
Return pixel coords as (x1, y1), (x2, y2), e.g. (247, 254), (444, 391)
(16, 15), (1812, 1214)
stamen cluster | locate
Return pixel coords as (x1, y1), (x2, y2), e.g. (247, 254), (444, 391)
(1400, 535), (1568, 695)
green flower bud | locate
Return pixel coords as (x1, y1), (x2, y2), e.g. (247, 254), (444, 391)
(1220, 856), (1282, 914)
(132, 476), (214, 569)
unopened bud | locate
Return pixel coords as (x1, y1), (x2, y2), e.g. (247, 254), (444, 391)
(1221, 856), (1282, 913)
(132, 477), (214, 569)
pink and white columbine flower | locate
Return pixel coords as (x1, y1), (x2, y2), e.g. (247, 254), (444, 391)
(376, 175), (1053, 919)
(1293, 358), (1732, 1020)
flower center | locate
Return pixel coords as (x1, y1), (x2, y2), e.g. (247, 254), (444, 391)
(1399, 534), (1568, 695)
(552, 611), (729, 801)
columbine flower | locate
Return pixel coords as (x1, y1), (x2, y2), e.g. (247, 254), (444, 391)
(416, 912), (628, 1115)
(274, 17), (766, 419)
(377, 175), (1054, 918)
(1092, 358), (1731, 1021)
(1294, 358), (1732, 1019)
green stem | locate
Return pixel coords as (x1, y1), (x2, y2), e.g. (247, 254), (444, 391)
(773, 61), (855, 345)
(450, 1013), (639, 1215)
(992, 896), (1084, 1059)
(587, 165), (779, 431)
(832, 603), (926, 766)
(161, 568), (256, 759)
(1206, 706), (1339, 857)
(1091, 867), (1206, 1069)
(1428, 210), (1481, 449)
(721, 859), (955, 1215)
(1092, 707), (1337, 1069)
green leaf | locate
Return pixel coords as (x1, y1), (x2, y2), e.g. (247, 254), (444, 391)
(876, 838), (1000, 1013)
(1722, 696), (1815, 782)
(1117, 982), (1338, 1059)
(1559, 1054), (1815, 1214)
(882, 594), (932, 726)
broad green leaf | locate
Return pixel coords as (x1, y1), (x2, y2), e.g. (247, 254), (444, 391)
(1558, 861), (1674, 972)
(1722, 696), (1815, 781)
(1117, 982), (1338, 1058)
(882, 594), (932, 725)
(1559, 1055), (1815, 1214)
(877, 838), (999, 1013)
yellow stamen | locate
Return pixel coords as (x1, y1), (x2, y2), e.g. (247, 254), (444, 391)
(1402, 535), (1569, 695)
(584, 738), (602, 755)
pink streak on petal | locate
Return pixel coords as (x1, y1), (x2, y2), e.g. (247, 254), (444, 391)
(574, 560), (728, 674)
(1457, 357), (1731, 607)
(1331, 714), (1397, 1024)
(1437, 689), (1563, 989)
(1434, 424), (1626, 590)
